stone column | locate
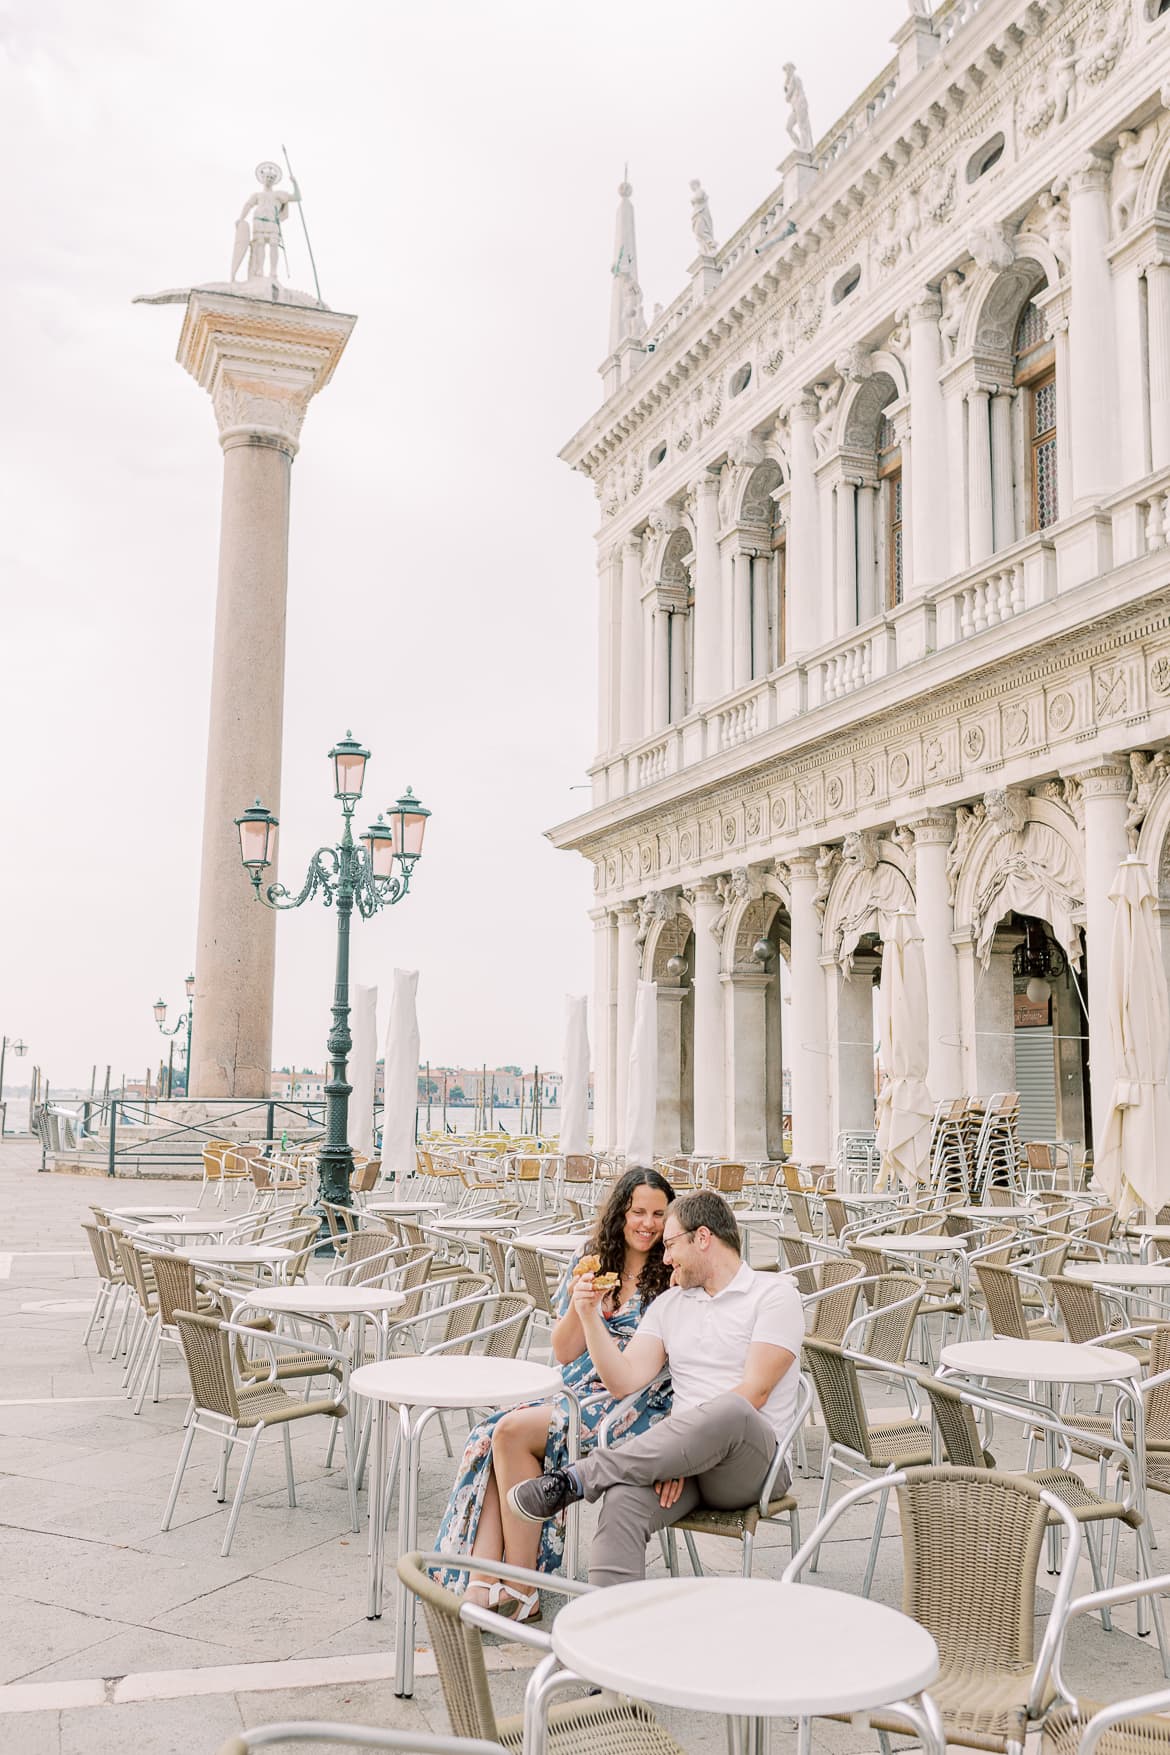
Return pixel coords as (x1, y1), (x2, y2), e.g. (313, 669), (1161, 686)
(1069, 154), (1119, 502)
(908, 292), (947, 590)
(732, 550), (752, 689)
(1147, 259), (1170, 471)
(788, 854), (831, 1165)
(788, 395), (821, 655)
(908, 814), (962, 1097)
(856, 484), (877, 621)
(655, 987), (687, 1157)
(619, 538), (643, 745)
(1074, 760), (1131, 1160)
(590, 908), (616, 1151)
(835, 478), (857, 635)
(651, 608), (670, 730)
(990, 391), (1015, 552)
(944, 386), (970, 576)
(596, 547), (621, 758)
(751, 553), (770, 677)
(174, 290), (355, 1097)
(668, 612), (686, 722)
(690, 880), (727, 1157)
(692, 475), (722, 706)
(723, 970), (772, 1159)
(613, 903), (641, 1152)
(967, 388), (994, 564)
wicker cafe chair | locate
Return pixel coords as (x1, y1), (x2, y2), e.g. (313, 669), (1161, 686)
(79, 1217), (127, 1350)
(1043, 1573), (1170, 1755)
(974, 1260), (1065, 1343)
(660, 1371), (813, 1579)
(397, 1551), (686, 1755)
(163, 1309), (357, 1556)
(785, 1465), (1083, 1755)
(1049, 1275), (1153, 1364)
(220, 1726), (508, 1754)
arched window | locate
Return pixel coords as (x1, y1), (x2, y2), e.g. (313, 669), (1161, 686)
(1014, 297), (1057, 531)
(878, 417), (903, 609)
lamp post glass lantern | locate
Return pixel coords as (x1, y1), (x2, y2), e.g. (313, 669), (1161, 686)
(236, 734), (428, 1215)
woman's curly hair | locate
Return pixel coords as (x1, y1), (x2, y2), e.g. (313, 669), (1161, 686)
(587, 1168), (676, 1308)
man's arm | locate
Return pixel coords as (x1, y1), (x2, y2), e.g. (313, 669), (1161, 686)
(575, 1282), (666, 1399)
(236, 193), (258, 223)
(730, 1340), (797, 1409)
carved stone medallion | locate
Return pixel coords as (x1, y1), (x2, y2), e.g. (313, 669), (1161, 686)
(890, 751), (911, 790)
(1047, 691), (1074, 733)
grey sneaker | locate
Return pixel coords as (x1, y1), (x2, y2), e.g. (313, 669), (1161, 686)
(507, 1468), (583, 1524)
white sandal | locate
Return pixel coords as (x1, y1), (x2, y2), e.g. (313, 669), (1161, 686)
(499, 1582), (542, 1624)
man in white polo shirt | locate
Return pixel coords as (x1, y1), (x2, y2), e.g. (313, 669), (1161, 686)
(509, 1190), (805, 1587)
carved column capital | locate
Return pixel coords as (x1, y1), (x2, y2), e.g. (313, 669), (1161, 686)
(613, 900), (640, 922)
(621, 536), (643, 562)
(1069, 152), (1112, 197)
(786, 850), (822, 882)
(1062, 757), (1130, 801)
(692, 473), (721, 501)
(905, 812), (956, 847)
(909, 290), (942, 323)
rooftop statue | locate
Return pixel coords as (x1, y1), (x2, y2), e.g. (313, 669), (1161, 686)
(232, 161), (301, 283)
(689, 180), (717, 255)
(783, 63), (813, 155)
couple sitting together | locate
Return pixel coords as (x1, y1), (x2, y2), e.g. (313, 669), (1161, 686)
(435, 1170), (805, 1616)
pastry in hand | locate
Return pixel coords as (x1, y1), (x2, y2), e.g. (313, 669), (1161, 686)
(592, 1272), (620, 1292)
(572, 1254), (601, 1278)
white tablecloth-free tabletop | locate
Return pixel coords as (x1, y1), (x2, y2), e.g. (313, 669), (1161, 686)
(363, 1199), (444, 1215)
(514, 1231), (589, 1254)
(864, 1234), (967, 1255)
(133, 1220), (236, 1240)
(940, 1338), (1140, 1385)
(107, 1206), (196, 1220)
(427, 1214), (515, 1235)
(1064, 1263), (1170, 1288)
(238, 1285), (407, 1317)
(551, 1576), (938, 1718)
(350, 1354), (560, 1410)
(181, 1244), (296, 1269)
(950, 1205), (1040, 1221)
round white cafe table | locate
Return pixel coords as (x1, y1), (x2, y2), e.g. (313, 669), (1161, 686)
(132, 1219), (235, 1240)
(362, 1199), (444, 1216)
(350, 1354), (564, 1698)
(949, 1205), (1039, 1222)
(1133, 1226), (1170, 1264)
(107, 1205), (196, 1220)
(515, 1231), (589, 1254)
(1065, 1263), (1170, 1288)
(864, 1233), (966, 1253)
(181, 1243), (296, 1282)
(428, 1214), (515, 1234)
(841, 1192), (902, 1207)
(548, 1577), (940, 1753)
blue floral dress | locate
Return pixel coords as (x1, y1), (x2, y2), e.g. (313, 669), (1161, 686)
(433, 1259), (672, 1587)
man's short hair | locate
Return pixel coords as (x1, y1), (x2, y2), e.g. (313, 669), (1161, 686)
(669, 1190), (741, 1255)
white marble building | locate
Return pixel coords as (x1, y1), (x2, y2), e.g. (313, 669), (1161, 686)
(548, 0), (1170, 1172)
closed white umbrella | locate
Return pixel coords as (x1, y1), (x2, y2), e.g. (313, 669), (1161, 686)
(1095, 858), (1170, 1221)
(624, 980), (658, 1167)
(875, 911), (934, 1191)
(560, 995), (591, 1156)
(381, 968), (420, 1186)
(349, 984), (378, 1159)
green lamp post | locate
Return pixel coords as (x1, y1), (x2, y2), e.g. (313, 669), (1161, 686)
(236, 734), (429, 1213)
(153, 973), (195, 1096)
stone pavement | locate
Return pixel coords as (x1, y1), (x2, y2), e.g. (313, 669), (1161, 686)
(1, 1135), (1167, 1754)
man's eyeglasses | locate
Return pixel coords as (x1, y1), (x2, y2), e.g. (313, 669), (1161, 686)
(662, 1228), (696, 1250)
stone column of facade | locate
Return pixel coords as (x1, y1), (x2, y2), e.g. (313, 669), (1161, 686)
(619, 538), (643, 745)
(691, 474), (722, 706)
(176, 291), (355, 1097)
(613, 903), (641, 1152)
(908, 814), (963, 1097)
(751, 553), (770, 676)
(732, 549), (752, 689)
(1073, 760), (1131, 1161)
(787, 854), (831, 1165)
(908, 292), (947, 590)
(835, 477), (857, 635)
(1147, 258), (1170, 471)
(788, 395), (821, 654)
(655, 987), (687, 1156)
(990, 390), (1015, 551)
(596, 548), (621, 757)
(590, 908), (616, 1151)
(690, 880), (727, 1157)
(856, 484), (878, 621)
(967, 387), (994, 564)
(722, 970), (772, 1158)
(944, 385), (970, 576)
(651, 606), (670, 730)
(1069, 154), (1119, 502)
(668, 612), (686, 722)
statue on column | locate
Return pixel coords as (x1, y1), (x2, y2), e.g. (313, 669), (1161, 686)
(233, 162), (302, 283)
(689, 180), (717, 255)
(783, 64), (813, 154)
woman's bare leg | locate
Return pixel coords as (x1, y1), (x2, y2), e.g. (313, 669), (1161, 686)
(492, 1405), (554, 1573)
(466, 1467), (506, 1596)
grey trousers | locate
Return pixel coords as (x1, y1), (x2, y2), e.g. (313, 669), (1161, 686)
(577, 1391), (783, 1588)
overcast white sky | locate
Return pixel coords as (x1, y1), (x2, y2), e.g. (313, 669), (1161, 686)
(0, 0), (911, 1089)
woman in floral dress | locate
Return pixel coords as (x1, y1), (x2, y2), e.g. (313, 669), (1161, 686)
(434, 1167), (675, 1617)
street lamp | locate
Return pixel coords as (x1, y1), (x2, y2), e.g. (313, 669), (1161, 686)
(153, 977), (195, 1097)
(236, 732), (429, 1211)
(0, 1036), (28, 1139)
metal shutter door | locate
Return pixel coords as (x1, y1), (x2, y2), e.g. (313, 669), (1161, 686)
(1014, 1027), (1057, 1142)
